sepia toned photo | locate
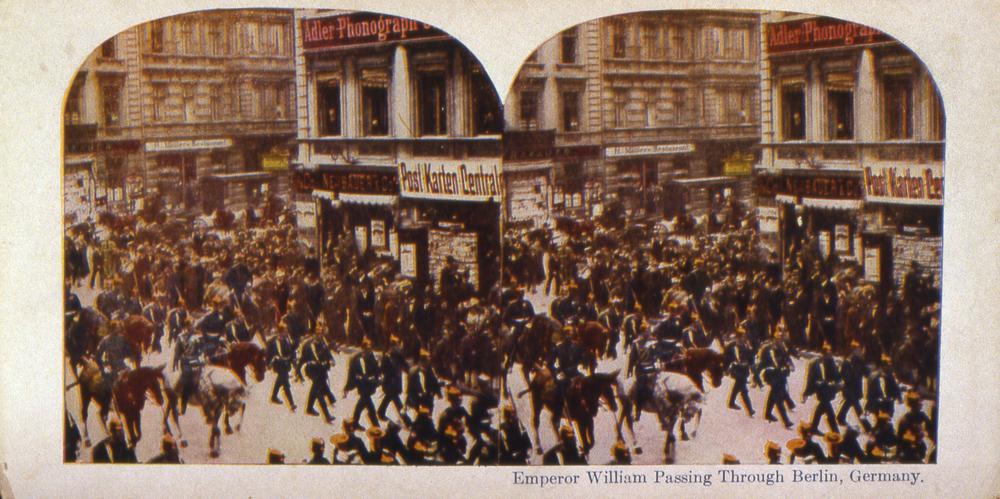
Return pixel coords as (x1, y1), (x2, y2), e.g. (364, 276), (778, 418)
(60, 7), (942, 471)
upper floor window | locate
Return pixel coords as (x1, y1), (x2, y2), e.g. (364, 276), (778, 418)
(883, 75), (913, 139)
(152, 84), (168, 122)
(471, 68), (501, 135)
(100, 38), (116, 59)
(317, 81), (341, 136)
(781, 85), (806, 140)
(418, 72), (448, 136)
(611, 22), (627, 58)
(100, 80), (122, 126)
(149, 20), (164, 53)
(640, 23), (659, 59)
(562, 90), (580, 132)
(519, 90), (539, 130)
(561, 28), (578, 64)
(362, 85), (388, 136)
(827, 88), (854, 140)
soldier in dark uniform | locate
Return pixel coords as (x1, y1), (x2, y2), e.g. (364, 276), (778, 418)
(406, 405), (439, 463)
(377, 339), (409, 424)
(165, 299), (189, 345)
(681, 312), (709, 348)
(627, 330), (659, 421)
(338, 418), (367, 458)
(896, 428), (927, 463)
(786, 422), (825, 464)
(406, 349), (441, 414)
(502, 287), (534, 337)
(195, 295), (228, 337)
(344, 337), (381, 426)
(96, 320), (132, 376)
(836, 427), (866, 464)
(620, 305), (645, 347)
(307, 437), (330, 464)
(466, 377), (498, 442)
(142, 290), (169, 352)
(542, 425), (586, 465)
(224, 306), (254, 344)
(280, 298), (310, 347)
(266, 325), (297, 412)
(437, 386), (471, 435)
(302, 334), (336, 423)
(171, 321), (201, 414)
(724, 327), (755, 417)
(91, 418), (137, 463)
(467, 428), (499, 465)
(438, 422), (469, 464)
(866, 355), (902, 418)
(147, 435), (182, 464)
(549, 326), (584, 409)
(598, 297), (625, 359)
(330, 433), (360, 464)
(865, 411), (897, 459)
(802, 342), (841, 435)
(498, 405), (531, 465)
(764, 440), (782, 464)
(896, 391), (931, 440)
(65, 411), (82, 462)
(837, 341), (869, 426)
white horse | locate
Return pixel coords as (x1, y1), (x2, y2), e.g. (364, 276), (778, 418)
(162, 365), (247, 458)
(615, 370), (704, 463)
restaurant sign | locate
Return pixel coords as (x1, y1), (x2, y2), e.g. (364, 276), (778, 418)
(399, 160), (503, 202)
(863, 164), (943, 206)
(767, 17), (893, 54)
(302, 12), (445, 51)
(605, 143), (694, 158)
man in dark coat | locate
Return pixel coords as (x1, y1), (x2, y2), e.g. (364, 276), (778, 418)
(724, 327), (755, 417)
(303, 336), (336, 423)
(802, 342), (841, 435)
(406, 349), (441, 413)
(377, 341), (409, 424)
(266, 326), (297, 412)
(837, 341), (869, 426)
(91, 418), (137, 463)
(343, 337), (381, 426)
(866, 355), (902, 417)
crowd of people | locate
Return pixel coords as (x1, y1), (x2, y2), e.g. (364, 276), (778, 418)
(62, 191), (940, 465)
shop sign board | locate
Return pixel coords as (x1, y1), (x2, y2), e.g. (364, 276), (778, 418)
(262, 153), (290, 171)
(302, 12), (445, 51)
(145, 138), (232, 153)
(757, 206), (779, 233)
(755, 173), (862, 199)
(864, 247), (881, 282)
(862, 164), (943, 206)
(605, 143), (694, 158)
(400, 243), (417, 277)
(767, 16), (893, 54)
(293, 169), (398, 195)
(723, 153), (754, 177)
(399, 160), (503, 202)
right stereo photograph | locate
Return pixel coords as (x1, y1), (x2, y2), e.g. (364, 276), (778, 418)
(498, 10), (942, 466)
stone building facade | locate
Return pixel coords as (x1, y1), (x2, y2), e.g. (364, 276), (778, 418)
(756, 12), (944, 289)
(63, 9), (297, 216)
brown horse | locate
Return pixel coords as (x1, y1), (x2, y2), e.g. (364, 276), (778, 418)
(70, 358), (114, 447)
(112, 366), (166, 445)
(663, 347), (725, 393)
(211, 342), (266, 385)
(576, 320), (610, 372)
(518, 366), (618, 456)
(122, 314), (156, 365)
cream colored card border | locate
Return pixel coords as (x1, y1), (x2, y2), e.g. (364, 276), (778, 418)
(1, 0), (998, 497)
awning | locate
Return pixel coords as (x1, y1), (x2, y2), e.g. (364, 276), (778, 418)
(503, 161), (552, 173)
(338, 193), (397, 206)
(205, 172), (276, 182)
(671, 176), (741, 186)
(312, 190), (336, 201)
(64, 157), (94, 166)
(775, 194), (797, 205)
(802, 197), (863, 210)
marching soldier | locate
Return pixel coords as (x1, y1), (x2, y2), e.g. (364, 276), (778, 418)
(786, 422), (825, 464)
(406, 349), (441, 414)
(165, 298), (189, 346)
(344, 337), (381, 427)
(438, 422), (468, 464)
(837, 340), (869, 426)
(302, 334), (336, 423)
(377, 338), (409, 425)
(361, 427), (396, 465)
(896, 428), (927, 463)
(91, 418), (137, 464)
(802, 342), (841, 435)
(598, 297), (625, 358)
(142, 290), (169, 352)
(866, 355), (902, 418)
(865, 410), (897, 460)
(266, 325), (297, 412)
(723, 327), (755, 418)
(498, 405), (531, 465)
(406, 405), (439, 463)
(224, 306), (254, 344)
(896, 391), (931, 440)
(437, 386), (471, 435)
(330, 433), (360, 464)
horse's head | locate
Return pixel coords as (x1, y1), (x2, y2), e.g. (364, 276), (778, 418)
(251, 346), (267, 383)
